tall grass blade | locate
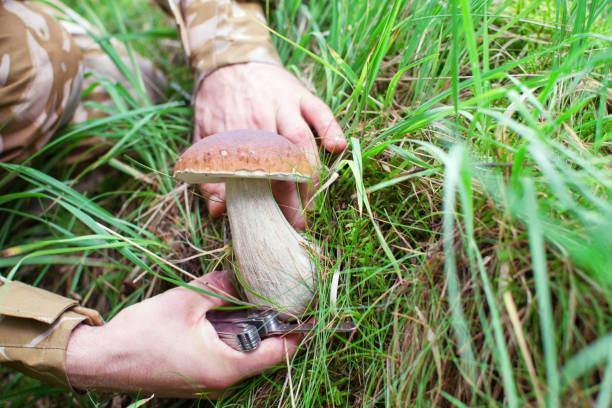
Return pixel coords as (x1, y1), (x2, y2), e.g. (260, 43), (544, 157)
(442, 145), (476, 383)
(523, 179), (559, 407)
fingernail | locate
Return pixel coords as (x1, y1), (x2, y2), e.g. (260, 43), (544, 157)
(326, 135), (347, 149)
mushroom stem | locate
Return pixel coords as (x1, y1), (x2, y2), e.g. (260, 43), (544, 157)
(225, 178), (315, 316)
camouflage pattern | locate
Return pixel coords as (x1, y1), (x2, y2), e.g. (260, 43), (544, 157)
(0, 0), (280, 392)
(0, 0), (166, 164)
(0, 0), (83, 163)
(43, 0), (167, 163)
(0, 280), (103, 389)
(165, 0), (282, 92)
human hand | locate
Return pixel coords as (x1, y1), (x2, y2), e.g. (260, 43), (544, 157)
(194, 62), (347, 230)
(65, 270), (299, 398)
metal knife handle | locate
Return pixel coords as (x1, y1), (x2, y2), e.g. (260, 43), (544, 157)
(207, 309), (281, 336)
(210, 322), (261, 352)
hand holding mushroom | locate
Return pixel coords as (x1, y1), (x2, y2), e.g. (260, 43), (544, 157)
(193, 62), (347, 230)
(175, 130), (318, 316)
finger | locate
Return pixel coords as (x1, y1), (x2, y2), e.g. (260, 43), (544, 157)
(300, 95), (347, 154)
(276, 107), (322, 226)
(276, 105), (320, 169)
(235, 335), (300, 375)
(188, 270), (240, 309)
(198, 182), (226, 217)
(272, 180), (306, 231)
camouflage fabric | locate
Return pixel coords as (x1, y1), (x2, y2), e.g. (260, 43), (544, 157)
(42, 0), (167, 163)
(164, 0), (282, 93)
(0, 0), (83, 163)
(0, 0), (166, 164)
(0, 280), (103, 389)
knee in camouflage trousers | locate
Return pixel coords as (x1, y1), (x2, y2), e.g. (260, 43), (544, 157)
(0, 0), (166, 164)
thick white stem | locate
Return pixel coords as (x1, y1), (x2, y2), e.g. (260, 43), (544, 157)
(225, 178), (315, 316)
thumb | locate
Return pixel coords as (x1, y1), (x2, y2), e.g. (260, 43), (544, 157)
(198, 182), (226, 217)
(186, 270), (239, 310)
(238, 335), (300, 374)
(300, 95), (347, 154)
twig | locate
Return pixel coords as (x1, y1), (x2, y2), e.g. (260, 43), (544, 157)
(171, 246), (228, 264)
(183, 184), (192, 229)
(109, 158), (155, 185)
(504, 291), (545, 407)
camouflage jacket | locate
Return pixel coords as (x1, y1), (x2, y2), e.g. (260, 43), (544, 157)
(0, 0), (280, 391)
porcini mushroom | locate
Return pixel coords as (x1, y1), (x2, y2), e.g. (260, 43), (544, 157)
(174, 130), (316, 316)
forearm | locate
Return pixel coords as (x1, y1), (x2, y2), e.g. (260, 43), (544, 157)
(65, 323), (151, 395)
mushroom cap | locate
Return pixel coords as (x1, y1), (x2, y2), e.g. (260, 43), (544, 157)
(174, 130), (313, 184)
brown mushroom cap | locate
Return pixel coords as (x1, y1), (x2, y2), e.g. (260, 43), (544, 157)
(174, 130), (313, 184)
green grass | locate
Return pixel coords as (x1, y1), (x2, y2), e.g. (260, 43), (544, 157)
(1, 0), (611, 406)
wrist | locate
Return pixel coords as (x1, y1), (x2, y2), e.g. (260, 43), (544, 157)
(66, 323), (107, 391)
(65, 312), (158, 395)
(198, 62), (283, 93)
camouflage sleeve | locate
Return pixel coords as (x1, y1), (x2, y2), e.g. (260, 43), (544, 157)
(0, 280), (103, 390)
(160, 0), (282, 91)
